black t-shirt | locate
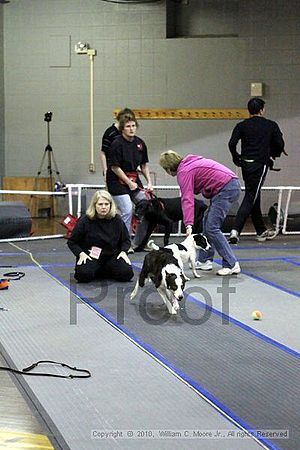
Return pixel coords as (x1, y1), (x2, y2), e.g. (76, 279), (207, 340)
(101, 124), (120, 155)
(106, 135), (149, 196)
(228, 116), (285, 164)
(67, 214), (131, 258)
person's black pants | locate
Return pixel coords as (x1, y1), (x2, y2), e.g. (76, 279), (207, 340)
(74, 254), (134, 283)
(234, 162), (268, 235)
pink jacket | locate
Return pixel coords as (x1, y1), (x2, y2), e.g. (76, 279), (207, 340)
(177, 154), (238, 226)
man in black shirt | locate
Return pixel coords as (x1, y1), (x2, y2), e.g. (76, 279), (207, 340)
(100, 108), (135, 178)
(106, 115), (153, 252)
(228, 97), (285, 243)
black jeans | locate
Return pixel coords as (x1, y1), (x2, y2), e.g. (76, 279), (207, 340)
(234, 161), (268, 235)
(74, 254), (133, 283)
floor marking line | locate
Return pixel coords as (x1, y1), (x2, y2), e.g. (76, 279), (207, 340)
(42, 266), (271, 450)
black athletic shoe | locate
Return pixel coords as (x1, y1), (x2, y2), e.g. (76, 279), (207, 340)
(228, 229), (239, 244)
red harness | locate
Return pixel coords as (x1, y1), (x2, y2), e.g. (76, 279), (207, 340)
(119, 171), (138, 185)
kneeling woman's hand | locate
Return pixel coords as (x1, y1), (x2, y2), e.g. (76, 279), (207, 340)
(77, 252), (92, 265)
(117, 251), (131, 265)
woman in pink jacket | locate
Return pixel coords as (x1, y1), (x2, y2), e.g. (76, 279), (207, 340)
(159, 151), (241, 276)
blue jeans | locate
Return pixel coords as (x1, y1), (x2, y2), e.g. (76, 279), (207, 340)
(113, 190), (149, 247)
(198, 178), (241, 268)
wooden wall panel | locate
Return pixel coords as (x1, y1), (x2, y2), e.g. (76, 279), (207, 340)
(2, 177), (55, 217)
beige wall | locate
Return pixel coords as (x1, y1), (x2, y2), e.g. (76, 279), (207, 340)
(2, 0), (300, 189)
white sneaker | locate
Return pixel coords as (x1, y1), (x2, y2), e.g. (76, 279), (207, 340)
(217, 262), (241, 276)
(143, 242), (153, 252)
(193, 260), (213, 271)
(228, 229), (239, 244)
(256, 229), (277, 242)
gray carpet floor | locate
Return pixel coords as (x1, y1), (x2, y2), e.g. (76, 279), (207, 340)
(0, 234), (299, 449)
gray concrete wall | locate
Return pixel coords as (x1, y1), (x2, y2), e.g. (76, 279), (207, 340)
(172, 0), (240, 38)
(2, 0), (300, 188)
(238, 0), (300, 188)
(0, 5), (4, 183)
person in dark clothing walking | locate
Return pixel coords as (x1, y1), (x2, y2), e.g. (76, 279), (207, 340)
(68, 190), (133, 283)
(228, 97), (285, 243)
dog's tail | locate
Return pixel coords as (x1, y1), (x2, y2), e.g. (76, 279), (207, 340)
(147, 239), (160, 251)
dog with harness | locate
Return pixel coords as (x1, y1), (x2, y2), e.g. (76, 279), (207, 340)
(148, 234), (211, 280)
(130, 250), (185, 315)
(133, 195), (207, 251)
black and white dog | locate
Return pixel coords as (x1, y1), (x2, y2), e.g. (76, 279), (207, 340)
(148, 234), (211, 280)
(133, 196), (207, 251)
(130, 250), (185, 315)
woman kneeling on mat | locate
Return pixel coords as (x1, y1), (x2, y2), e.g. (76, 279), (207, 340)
(68, 190), (134, 283)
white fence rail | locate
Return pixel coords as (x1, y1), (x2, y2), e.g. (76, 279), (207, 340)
(0, 185), (299, 242)
(65, 184), (300, 236)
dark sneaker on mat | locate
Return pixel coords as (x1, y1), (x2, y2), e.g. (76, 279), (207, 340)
(228, 229), (239, 244)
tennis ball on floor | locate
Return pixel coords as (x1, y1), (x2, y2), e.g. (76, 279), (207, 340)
(252, 310), (262, 320)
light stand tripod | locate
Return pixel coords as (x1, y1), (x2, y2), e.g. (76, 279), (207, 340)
(36, 112), (63, 186)
(32, 112), (64, 217)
